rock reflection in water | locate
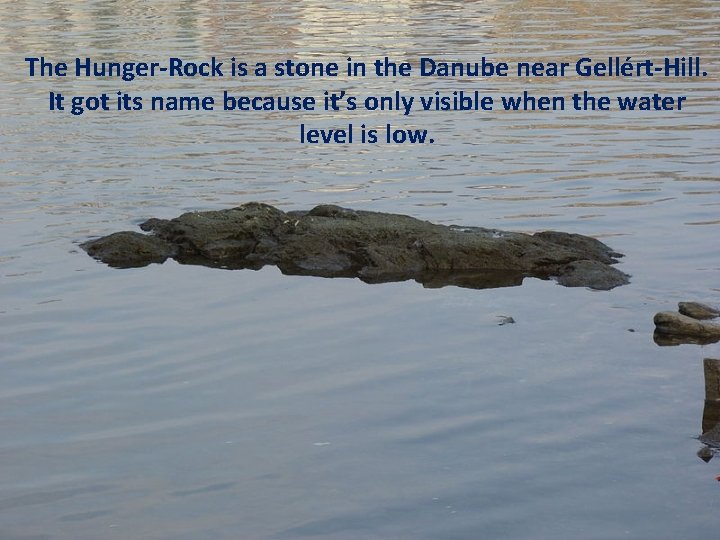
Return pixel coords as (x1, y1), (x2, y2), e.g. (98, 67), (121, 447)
(81, 203), (630, 291)
(697, 358), (720, 463)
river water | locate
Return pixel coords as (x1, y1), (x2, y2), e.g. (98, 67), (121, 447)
(1, 1), (719, 539)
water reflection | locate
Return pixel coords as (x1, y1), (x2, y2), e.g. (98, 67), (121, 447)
(654, 332), (720, 346)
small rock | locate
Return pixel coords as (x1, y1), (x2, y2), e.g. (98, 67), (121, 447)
(697, 446), (714, 462)
(553, 259), (630, 290)
(653, 311), (720, 342)
(80, 203), (630, 291)
(81, 231), (176, 268)
(678, 301), (720, 321)
(700, 422), (720, 449)
(704, 358), (720, 402)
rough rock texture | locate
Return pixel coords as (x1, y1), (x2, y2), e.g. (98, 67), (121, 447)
(81, 202), (630, 291)
(82, 231), (178, 269)
(654, 312), (720, 339)
(697, 359), (720, 461)
(654, 301), (720, 345)
(679, 301), (720, 320)
(699, 425), (720, 450)
(705, 358), (720, 403)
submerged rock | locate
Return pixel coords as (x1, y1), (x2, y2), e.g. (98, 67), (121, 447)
(81, 202), (630, 291)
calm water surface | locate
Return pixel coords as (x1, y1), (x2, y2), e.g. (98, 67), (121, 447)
(1, 1), (719, 539)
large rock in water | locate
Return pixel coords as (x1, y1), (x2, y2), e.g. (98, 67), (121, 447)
(81, 202), (630, 290)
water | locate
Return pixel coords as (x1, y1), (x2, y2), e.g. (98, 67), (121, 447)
(1, 1), (719, 538)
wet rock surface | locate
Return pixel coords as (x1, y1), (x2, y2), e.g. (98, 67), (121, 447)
(679, 301), (720, 321)
(654, 302), (720, 345)
(82, 231), (178, 269)
(698, 359), (720, 461)
(81, 202), (630, 291)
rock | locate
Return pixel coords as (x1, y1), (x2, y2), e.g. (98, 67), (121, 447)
(698, 360), (720, 462)
(697, 359), (720, 464)
(703, 358), (720, 435)
(700, 423), (720, 451)
(554, 260), (628, 290)
(81, 202), (630, 291)
(653, 311), (720, 344)
(697, 445), (714, 462)
(80, 231), (176, 268)
(705, 358), (720, 402)
(678, 301), (720, 320)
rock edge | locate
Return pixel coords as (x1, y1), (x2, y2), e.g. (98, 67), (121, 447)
(81, 202), (630, 291)
(654, 302), (720, 345)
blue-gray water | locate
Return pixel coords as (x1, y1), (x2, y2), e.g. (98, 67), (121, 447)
(1, 1), (719, 539)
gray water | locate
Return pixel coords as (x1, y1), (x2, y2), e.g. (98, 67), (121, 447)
(1, 1), (719, 539)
